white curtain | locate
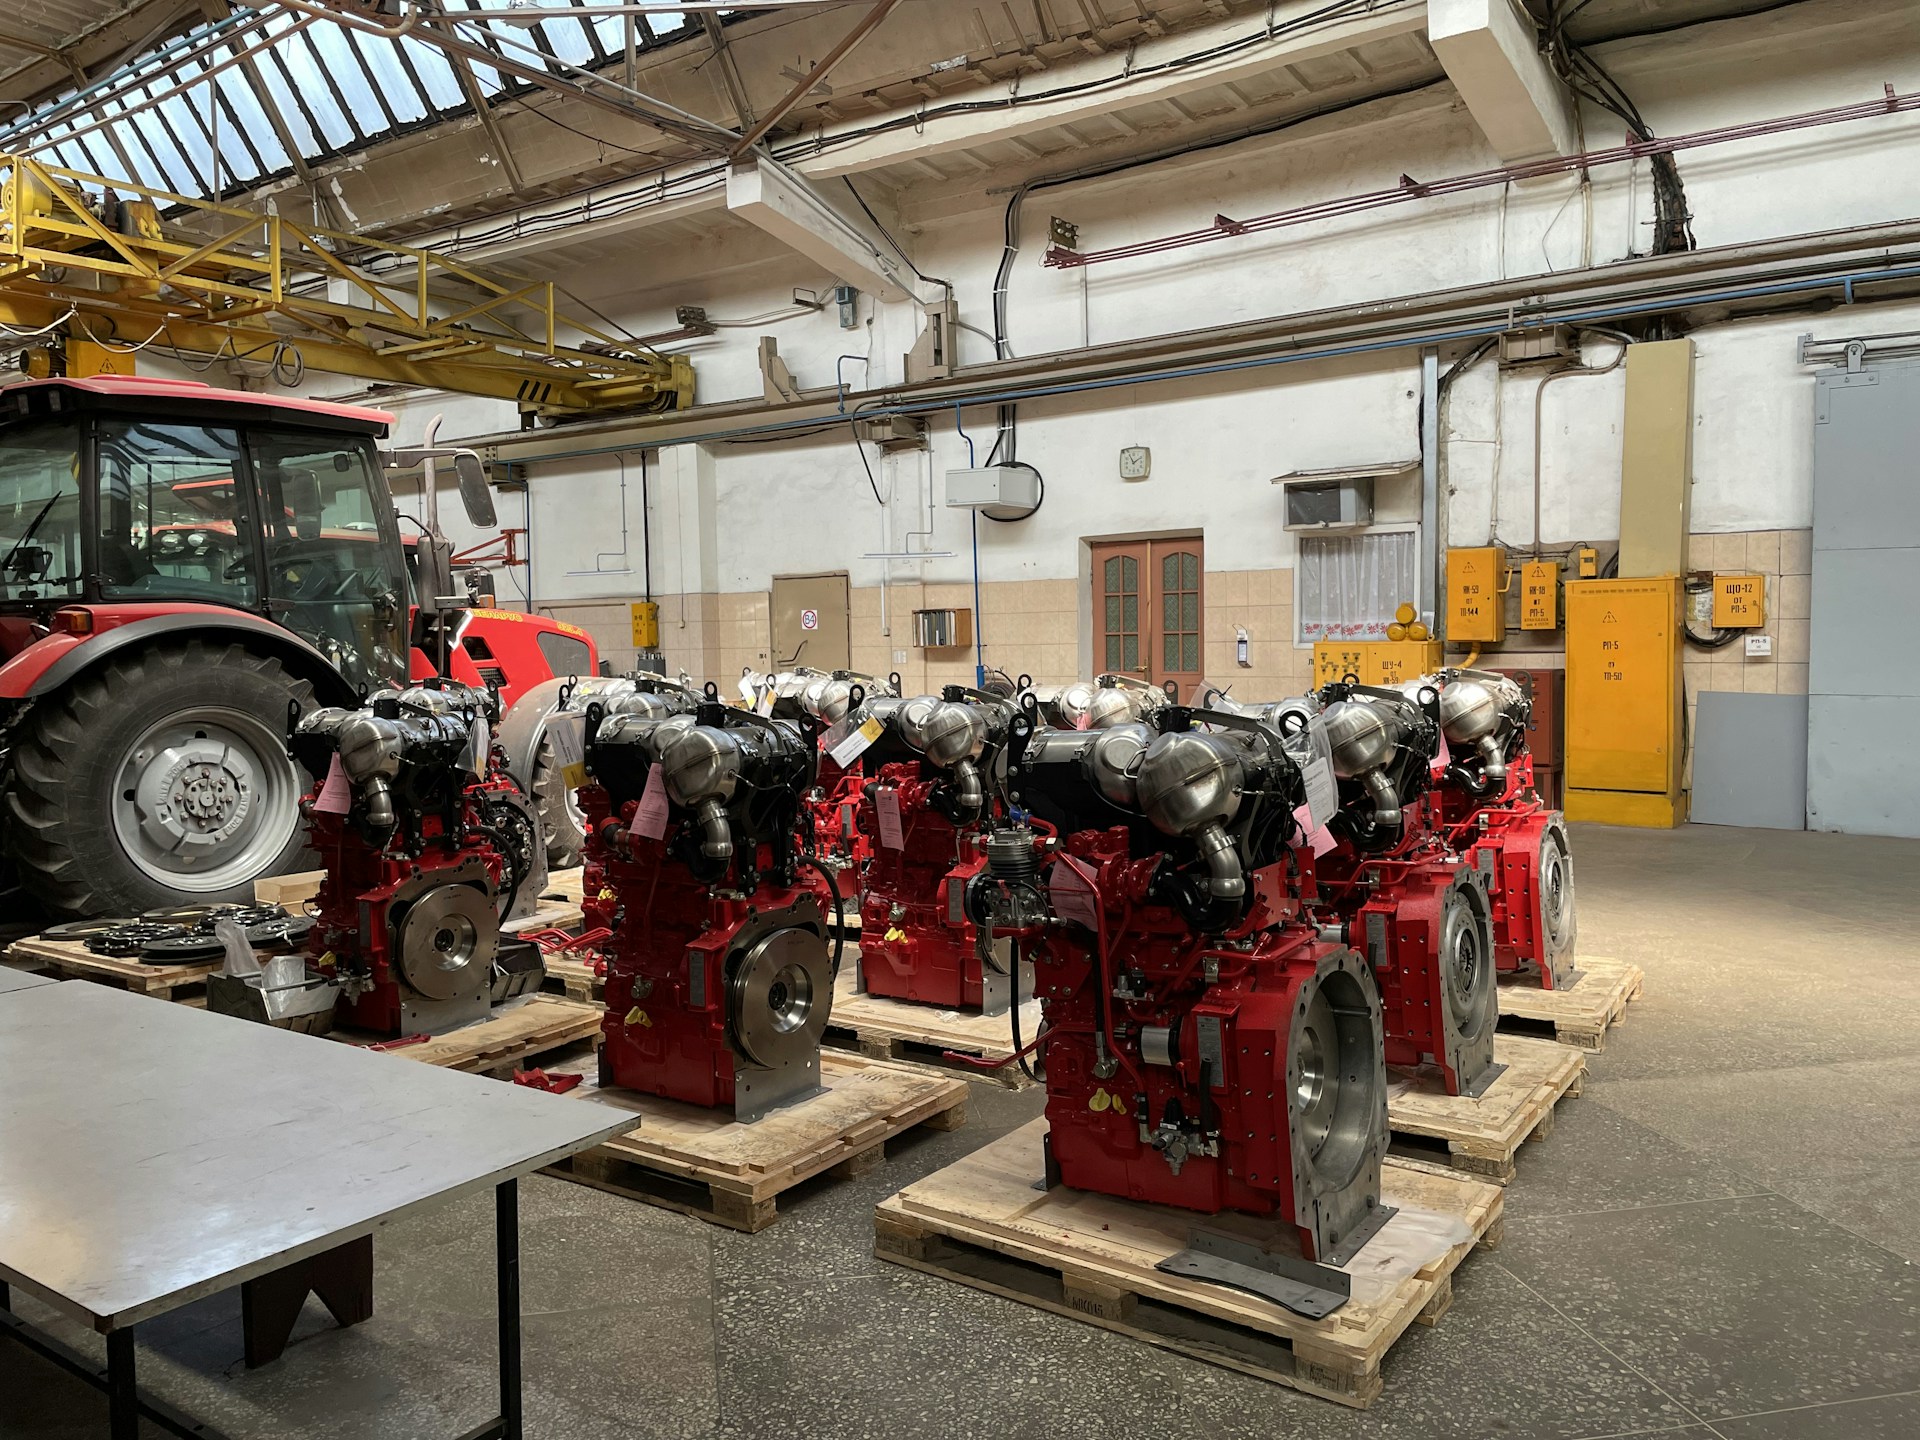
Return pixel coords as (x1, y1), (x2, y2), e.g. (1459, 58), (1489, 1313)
(1298, 532), (1417, 641)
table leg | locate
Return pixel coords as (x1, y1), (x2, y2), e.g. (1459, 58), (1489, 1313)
(106, 1328), (137, 1440)
(496, 1178), (522, 1440)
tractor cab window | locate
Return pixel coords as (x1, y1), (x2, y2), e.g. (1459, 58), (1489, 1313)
(0, 419), (84, 604)
(95, 420), (254, 606)
(249, 430), (407, 693)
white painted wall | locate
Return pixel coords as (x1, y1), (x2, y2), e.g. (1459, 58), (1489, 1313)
(266, 0), (1920, 615)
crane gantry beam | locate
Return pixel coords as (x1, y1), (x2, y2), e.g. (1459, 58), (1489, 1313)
(0, 153), (693, 416)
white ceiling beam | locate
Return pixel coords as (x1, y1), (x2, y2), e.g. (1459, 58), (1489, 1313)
(1429, 0), (1575, 164)
(724, 152), (928, 304)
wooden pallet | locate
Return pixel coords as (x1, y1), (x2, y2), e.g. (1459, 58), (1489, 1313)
(1497, 955), (1644, 1052)
(342, 995), (603, 1078)
(253, 870), (323, 909)
(544, 1050), (970, 1232)
(823, 955), (1038, 1089)
(540, 954), (604, 1005)
(875, 1119), (1501, 1407)
(544, 867), (585, 902)
(4, 934), (216, 1000)
(502, 892), (585, 935)
(1387, 1035), (1585, 1184)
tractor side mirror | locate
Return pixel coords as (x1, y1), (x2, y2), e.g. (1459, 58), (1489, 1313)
(452, 452), (496, 529)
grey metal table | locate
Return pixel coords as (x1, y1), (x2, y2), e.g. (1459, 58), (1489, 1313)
(0, 981), (632, 1440)
(0, 967), (57, 995)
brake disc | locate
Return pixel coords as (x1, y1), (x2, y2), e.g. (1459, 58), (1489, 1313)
(43, 918), (135, 941)
(140, 935), (229, 964)
(246, 914), (316, 949)
(85, 922), (191, 957)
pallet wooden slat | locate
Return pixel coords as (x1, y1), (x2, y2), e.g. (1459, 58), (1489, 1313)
(5, 935), (217, 996)
(824, 951), (1038, 1089)
(348, 994), (604, 1077)
(544, 1050), (969, 1232)
(1387, 1034), (1585, 1183)
(875, 1119), (1502, 1407)
(1497, 955), (1645, 1052)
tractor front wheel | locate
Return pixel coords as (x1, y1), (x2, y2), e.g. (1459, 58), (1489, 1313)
(5, 642), (316, 919)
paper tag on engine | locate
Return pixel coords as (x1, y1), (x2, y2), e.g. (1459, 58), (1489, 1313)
(1292, 802), (1336, 857)
(1049, 856), (1102, 932)
(1300, 713), (1339, 830)
(548, 712), (588, 789)
(462, 717), (490, 775)
(875, 787), (905, 849)
(631, 764), (671, 840)
(315, 755), (352, 815)
(1431, 730), (1451, 777)
(825, 713), (884, 768)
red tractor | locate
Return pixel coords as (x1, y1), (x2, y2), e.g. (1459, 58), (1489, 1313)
(0, 376), (596, 920)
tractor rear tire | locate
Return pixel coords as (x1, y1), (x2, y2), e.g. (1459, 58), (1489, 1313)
(5, 641), (317, 920)
(531, 730), (584, 868)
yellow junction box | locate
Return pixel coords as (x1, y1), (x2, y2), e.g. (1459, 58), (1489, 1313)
(1712, 573), (1766, 628)
(1313, 639), (1443, 688)
(1564, 575), (1686, 827)
(1520, 559), (1560, 631)
(1447, 546), (1507, 643)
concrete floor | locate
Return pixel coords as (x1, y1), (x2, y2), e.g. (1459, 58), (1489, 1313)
(6, 822), (1920, 1440)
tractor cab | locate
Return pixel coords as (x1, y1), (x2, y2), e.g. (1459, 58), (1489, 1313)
(0, 376), (411, 696)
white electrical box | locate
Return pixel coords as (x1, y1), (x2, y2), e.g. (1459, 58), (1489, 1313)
(945, 465), (1039, 519)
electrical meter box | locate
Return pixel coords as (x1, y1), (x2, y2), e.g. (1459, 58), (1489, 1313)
(1520, 559), (1559, 630)
(945, 466), (1039, 517)
(1312, 639), (1441, 687)
(1447, 547), (1507, 642)
(1712, 573), (1766, 628)
(1565, 575), (1685, 827)
(1313, 641), (1372, 686)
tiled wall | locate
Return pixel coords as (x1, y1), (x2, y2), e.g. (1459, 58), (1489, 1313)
(529, 540), (1809, 723)
(1682, 528), (1812, 709)
(536, 565), (1313, 701)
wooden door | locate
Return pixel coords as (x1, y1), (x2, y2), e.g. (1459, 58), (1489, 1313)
(1092, 538), (1204, 701)
(770, 572), (850, 671)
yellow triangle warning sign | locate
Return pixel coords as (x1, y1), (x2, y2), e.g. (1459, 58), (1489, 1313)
(1602, 610), (1618, 623)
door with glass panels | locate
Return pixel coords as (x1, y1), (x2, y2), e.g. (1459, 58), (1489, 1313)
(1091, 538), (1204, 701)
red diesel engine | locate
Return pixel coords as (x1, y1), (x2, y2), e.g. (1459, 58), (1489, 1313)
(982, 704), (1394, 1285)
(854, 688), (1027, 1014)
(564, 673), (701, 934)
(1415, 669), (1578, 989)
(583, 687), (838, 1121)
(290, 682), (547, 1036)
(1302, 682), (1501, 1097)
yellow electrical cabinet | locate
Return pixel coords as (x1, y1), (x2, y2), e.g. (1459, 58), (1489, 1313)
(1312, 641), (1372, 686)
(1312, 639), (1443, 687)
(629, 600), (661, 649)
(1520, 559), (1559, 630)
(1564, 575), (1686, 827)
(1447, 546), (1507, 643)
(1712, 573), (1766, 628)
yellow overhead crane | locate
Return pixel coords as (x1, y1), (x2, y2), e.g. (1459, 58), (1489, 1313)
(0, 155), (693, 418)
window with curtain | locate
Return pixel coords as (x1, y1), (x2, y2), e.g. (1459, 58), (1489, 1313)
(1297, 531), (1418, 641)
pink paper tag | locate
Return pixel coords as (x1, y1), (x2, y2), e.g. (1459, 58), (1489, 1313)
(1432, 730), (1451, 776)
(875, 787), (904, 849)
(631, 764), (671, 840)
(315, 755), (352, 815)
(1049, 856), (1102, 931)
(1293, 803), (1336, 857)
(1073, 711), (1092, 731)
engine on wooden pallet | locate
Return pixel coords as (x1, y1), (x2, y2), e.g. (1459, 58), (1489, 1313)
(973, 702), (1394, 1298)
(581, 685), (840, 1121)
(289, 681), (548, 1037)
(1409, 669), (1578, 990)
(1302, 681), (1500, 1097)
(852, 687), (1028, 1014)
